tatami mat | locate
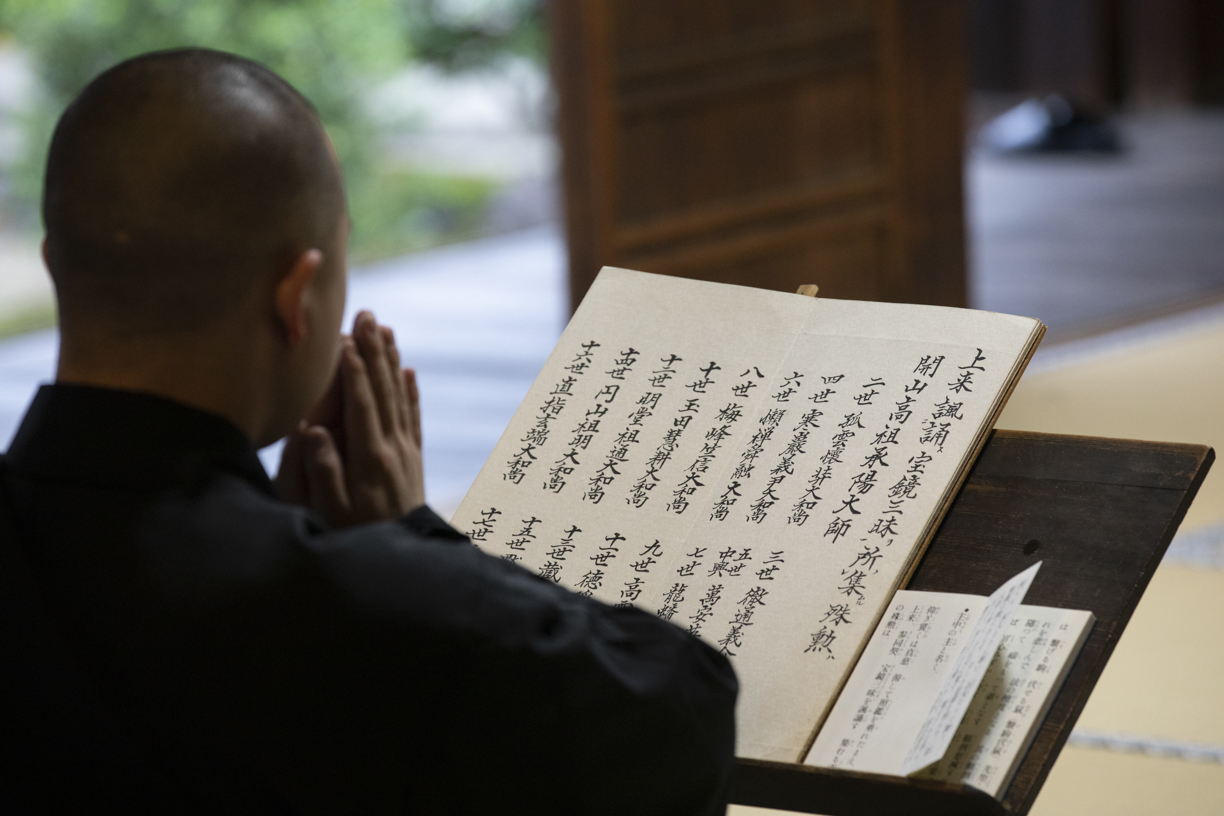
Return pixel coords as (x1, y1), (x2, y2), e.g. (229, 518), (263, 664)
(733, 759), (1224, 816)
(1027, 748), (1224, 816)
(1000, 312), (1224, 534)
(1, 224), (1220, 814)
(729, 308), (1224, 815)
(998, 313), (1224, 814)
(1073, 565), (1224, 746)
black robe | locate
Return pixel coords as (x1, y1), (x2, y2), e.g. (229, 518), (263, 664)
(0, 384), (736, 815)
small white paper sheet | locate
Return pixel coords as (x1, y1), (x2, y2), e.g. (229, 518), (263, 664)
(805, 563), (1040, 775)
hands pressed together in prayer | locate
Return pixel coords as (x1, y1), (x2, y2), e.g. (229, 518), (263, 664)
(276, 311), (426, 527)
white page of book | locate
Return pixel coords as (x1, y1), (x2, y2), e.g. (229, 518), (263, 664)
(918, 606), (1095, 797)
(804, 564), (1038, 774)
(802, 590), (988, 773)
(900, 562), (1040, 774)
(452, 268), (1042, 760)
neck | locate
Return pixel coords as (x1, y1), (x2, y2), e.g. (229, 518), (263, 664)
(56, 319), (280, 444)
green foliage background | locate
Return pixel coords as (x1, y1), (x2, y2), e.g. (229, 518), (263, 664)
(0, 0), (543, 260)
(406, 0), (544, 73)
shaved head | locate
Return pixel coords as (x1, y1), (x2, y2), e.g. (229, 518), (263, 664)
(43, 48), (345, 334)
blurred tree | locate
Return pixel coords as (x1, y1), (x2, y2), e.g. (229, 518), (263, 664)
(404, 0), (544, 73)
(0, 0), (545, 261)
(0, 0), (406, 240)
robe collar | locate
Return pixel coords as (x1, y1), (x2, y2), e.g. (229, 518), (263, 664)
(5, 384), (276, 498)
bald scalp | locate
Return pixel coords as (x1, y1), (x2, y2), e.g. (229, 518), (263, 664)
(44, 48), (345, 334)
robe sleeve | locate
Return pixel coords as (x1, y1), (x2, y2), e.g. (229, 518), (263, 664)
(310, 509), (738, 815)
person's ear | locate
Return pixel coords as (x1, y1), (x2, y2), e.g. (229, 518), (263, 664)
(274, 249), (324, 346)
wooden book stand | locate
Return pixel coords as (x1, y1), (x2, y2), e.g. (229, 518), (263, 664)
(729, 429), (1214, 815)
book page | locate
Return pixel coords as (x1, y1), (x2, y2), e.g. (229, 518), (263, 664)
(803, 564), (1038, 774)
(918, 607), (1095, 797)
(900, 563), (1040, 774)
(453, 268), (1043, 760)
(802, 590), (989, 773)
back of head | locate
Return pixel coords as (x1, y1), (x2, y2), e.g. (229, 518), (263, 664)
(43, 48), (345, 336)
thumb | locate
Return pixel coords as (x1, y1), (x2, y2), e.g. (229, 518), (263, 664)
(303, 426), (351, 527)
(273, 421), (309, 504)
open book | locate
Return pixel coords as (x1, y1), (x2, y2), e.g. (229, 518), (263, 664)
(453, 268), (1046, 761)
(805, 564), (1094, 798)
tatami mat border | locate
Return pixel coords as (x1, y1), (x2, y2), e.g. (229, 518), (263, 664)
(1068, 730), (1224, 764)
(1027, 299), (1224, 376)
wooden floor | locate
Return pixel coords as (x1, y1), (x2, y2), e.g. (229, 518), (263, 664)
(0, 106), (1221, 816)
(2, 110), (1222, 513)
(969, 109), (1224, 337)
(731, 275), (1224, 816)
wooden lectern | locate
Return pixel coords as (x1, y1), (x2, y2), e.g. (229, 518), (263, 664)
(729, 430), (1214, 815)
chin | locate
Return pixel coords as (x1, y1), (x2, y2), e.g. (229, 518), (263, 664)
(254, 404), (307, 449)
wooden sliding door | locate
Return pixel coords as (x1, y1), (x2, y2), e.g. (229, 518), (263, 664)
(551, 0), (969, 312)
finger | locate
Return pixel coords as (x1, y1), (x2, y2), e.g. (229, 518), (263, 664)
(404, 367), (423, 449)
(273, 421), (309, 504)
(340, 336), (386, 462)
(353, 311), (398, 436)
(303, 426), (350, 526)
(381, 326), (411, 435)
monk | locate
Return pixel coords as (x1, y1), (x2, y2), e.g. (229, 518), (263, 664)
(0, 48), (735, 814)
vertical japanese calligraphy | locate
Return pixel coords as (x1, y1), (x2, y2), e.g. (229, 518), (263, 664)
(806, 588), (1092, 802)
(627, 358), (700, 508)
(918, 606), (1094, 797)
(805, 565), (1045, 780)
(511, 340), (601, 486)
(453, 268), (1045, 763)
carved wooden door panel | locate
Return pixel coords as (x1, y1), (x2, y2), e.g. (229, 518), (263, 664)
(551, 0), (968, 312)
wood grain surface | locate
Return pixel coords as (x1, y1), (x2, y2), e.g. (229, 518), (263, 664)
(729, 429), (1214, 815)
(549, 0), (968, 313)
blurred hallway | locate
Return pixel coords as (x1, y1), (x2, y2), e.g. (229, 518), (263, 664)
(0, 99), (1221, 816)
(2, 109), (1223, 513)
(970, 109), (1224, 334)
(1, 2), (1221, 814)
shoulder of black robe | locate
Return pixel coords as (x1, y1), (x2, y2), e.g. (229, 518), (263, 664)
(3, 384), (737, 815)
